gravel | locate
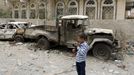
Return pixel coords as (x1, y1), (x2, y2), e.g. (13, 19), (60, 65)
(0, 41), (133, 75)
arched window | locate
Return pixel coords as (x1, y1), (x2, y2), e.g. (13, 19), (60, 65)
(21, 3), (27, 19)
(85, 0), (97, 19)
(30, 3), (36, 19)
(101, 0), (116, 19)
(68, 0), (78, 15)
(39, 2), (46, 19)
(14, 4), (19, 18)
(56, 2), (64, 18)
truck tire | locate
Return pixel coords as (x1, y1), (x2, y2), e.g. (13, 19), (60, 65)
(14, 35), (24, 42)
(93, 43), (112, 60)
(37, 37), (50, 50)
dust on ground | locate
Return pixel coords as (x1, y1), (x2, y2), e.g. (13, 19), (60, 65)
(0, 41), (133, 75)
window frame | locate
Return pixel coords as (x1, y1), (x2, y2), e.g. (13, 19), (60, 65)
(38, 2), (46, 19)
(21, 3), (27, 19)
(56, 1), (65, 18)
(14, 3), (19, 19)
(101, 0), (116, 19)
(85, 0), (97, 19)
(67, 0), (78, 15)
(30, 3), (36, 19)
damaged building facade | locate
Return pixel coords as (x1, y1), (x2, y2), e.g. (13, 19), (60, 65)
(5, 0), (134, 40)
(9, 0), (126, 21)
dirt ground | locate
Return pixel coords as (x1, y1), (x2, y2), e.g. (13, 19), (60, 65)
(0, 41), (133, 75)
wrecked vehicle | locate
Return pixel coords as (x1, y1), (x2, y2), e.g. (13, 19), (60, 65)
(8, 22), (31, 28)
(15, 15), (118, 60)
(85, 28), (118, 60)
(0, 22), (31, 40)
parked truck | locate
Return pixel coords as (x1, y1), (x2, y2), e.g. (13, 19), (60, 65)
(14, 15), (119, 60)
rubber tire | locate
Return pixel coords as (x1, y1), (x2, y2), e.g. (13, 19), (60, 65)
(14, 35), (24, 42)
(93, 43), (112, 60)
(37, 37), (50, 50)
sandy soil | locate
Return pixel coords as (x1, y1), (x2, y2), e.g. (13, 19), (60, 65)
(0, 41), (133, 75)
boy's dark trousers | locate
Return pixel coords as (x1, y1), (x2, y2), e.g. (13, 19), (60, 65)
(76, 61), (86, 75)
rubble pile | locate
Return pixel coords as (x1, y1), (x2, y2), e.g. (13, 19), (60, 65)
(125, 41), (134, 55)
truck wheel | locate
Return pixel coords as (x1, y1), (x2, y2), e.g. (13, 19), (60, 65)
(37, 37), (50, 50)
(93, 43), (112, 60)
(14, 35), (24, 42)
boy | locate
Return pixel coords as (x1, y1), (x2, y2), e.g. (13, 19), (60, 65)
(72, 33), (89, 75)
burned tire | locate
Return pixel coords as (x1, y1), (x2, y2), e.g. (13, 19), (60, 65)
(37, 37), (50, 50)
(93, 43), (112, 60)
(14, 35), (24, 42)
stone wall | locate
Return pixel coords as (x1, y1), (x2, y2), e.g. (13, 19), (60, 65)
(89, 20), (134, 41)
(0, 18), (56, 26)
(0, 0), (8, 11)
(0, 18), (11, 23)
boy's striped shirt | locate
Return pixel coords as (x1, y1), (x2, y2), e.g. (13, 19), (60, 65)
(76, 41), (89, 62)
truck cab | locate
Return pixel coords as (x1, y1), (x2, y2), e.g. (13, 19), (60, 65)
(57, 15), (88, 48)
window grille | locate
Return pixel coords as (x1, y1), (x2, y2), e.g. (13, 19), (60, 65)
(104, 0), (113, 4)
(102, 6), (114, 19)
(85, 0), (97, 19)
(21, 10), (26, 19)
(87, 0), (95, 5)
(86, 7), (95, 19)
(30, 9), (36, 19)
(30, 3), (36, 19)
(56, 2), (64, 18)
(14, 4), (19, 18)
(68, 7), (77, 15)
(14, 10), (19, 18)
(39, 3), (46, 19)
(101, 0), (115, 19)
(21, 3), (27, 19)
(68, 0), (78, 15)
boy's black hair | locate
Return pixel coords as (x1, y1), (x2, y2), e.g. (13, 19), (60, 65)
(78, 33), (87, 40)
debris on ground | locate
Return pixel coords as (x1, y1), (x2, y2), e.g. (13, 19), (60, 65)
(15, 42), (23, 45)
(125, 41), (134, 55)
(108, 69), (114, 73)
(114, 60), (126, 70)
(111, 52), (124, 60)
(0, 41), (133, 75)
(29, 54), (39, 60)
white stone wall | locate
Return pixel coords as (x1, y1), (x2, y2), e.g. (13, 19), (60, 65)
(116, 0), (126, 20)
(0, 0), (8, 10)
(89, 20), (134, 41)
(10, 0), (127, 20)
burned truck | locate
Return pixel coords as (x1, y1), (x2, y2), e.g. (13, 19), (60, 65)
(14, 15), (118, 60)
